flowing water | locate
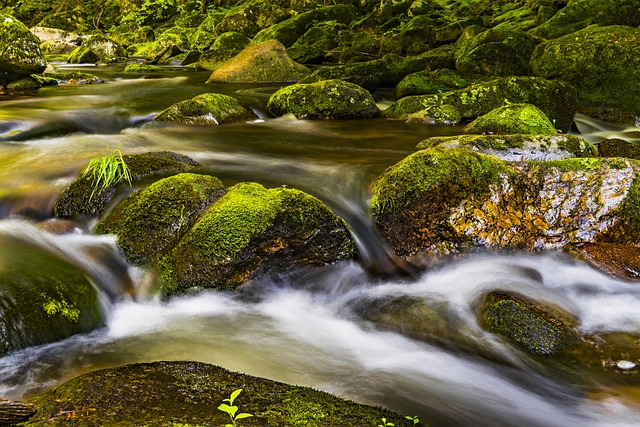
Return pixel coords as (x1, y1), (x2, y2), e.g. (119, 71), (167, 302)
(1, 65), (640, 426)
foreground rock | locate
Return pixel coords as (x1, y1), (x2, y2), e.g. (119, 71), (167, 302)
(371, 148), (640, 257)
(565, 242), (640, 282)
(55, 151), (197, 218)
(154, 93), (257, 125)
(25, 361), (414, 426)
(463, 104), (558, 135)
(0, 398), (36, 425)
(0, 14), (46, 85)
(159, 182), (356, 294)
(206, 39), (309, 84)
(96, 174), (226, 264)
(267, 79), (380, 119)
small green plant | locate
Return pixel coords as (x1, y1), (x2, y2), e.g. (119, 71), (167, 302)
(218, 388), (253, 427)
(378, 418), (394, 427)
(405, 415), (420, 425)
(82, 147), (132, 201)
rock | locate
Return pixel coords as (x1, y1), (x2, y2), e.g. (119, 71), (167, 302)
(147, 26), (191, 64)
(206, 40), (309, 84)
(196, 31), (251, 71)
(395, 69), (473, 99)
(480, 292), (578, 356)
(55, 151), (198, 218)
(158, 182), (356, 295)
(0, 233), (104, 356)
(463, 103), (558, 135)
(565, 242), (640, 281)
(0, 398), (36, 425)
(406, 105), (462, 126)
(5, 76), (43, 90)
(371, 148), (640, 257)
(267, 80), (380, 120)
(123, 64), (162, 73)
(597, 138), (640, 160)
(30, 26), (80, 54)
(530, 0), (640, 40)
(42, 71), (103, 85)
(530, 25), (640, 121)
(25, 361), (407, 427)
(252, 4), (359, 47)
(286, 21), (345, 64)
(215, 0), (289, 38)
(95, 174), (226, 264)
(154, 93), (257, 125)
(417, 134), (597, 161)
(67, 34), (126, 64)
(0, 14), (46, 85)
(383, 76), (577, 133)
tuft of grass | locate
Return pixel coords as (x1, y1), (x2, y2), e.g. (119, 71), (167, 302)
(83, 147), (132, 201)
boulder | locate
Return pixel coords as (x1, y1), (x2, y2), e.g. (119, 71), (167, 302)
(154, 93), (257, 125)
(565, 242), (640, 282)
(0, 14), (46, 85)
(286, 22), (344, 64)
(123, 64), (162, 73)
(206, 40), (309, 84)
(417, 134), (597, 161)
(267, 80), (380, 120)
(95, 174), (226, 264)
(530, 25), (640, 122)
(597, 138), (640, 160)
(196, 31), (251, 71)
(530, 0), (640, 40)
(0, 233), (104, 356)
(30, 26), (80, 54)
(55, 151), (198, 218)
(215, 0), (289, 38)
(405, 104), (462, 126)
(67, 34), (126, 64)
(158, 182), (356, 295)
(463, 103), (558, 135)
(394, 69), (473, 99)
(383, 76), (577, 133)
(371, 148), (640, 257)
(26, 361), (407, 426)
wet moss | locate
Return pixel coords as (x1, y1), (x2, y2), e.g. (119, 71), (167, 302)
(123, 64), (162, 72)
(0, 14), (46, 77)
(95, 174), (226, 265)
(154, 93), (257, 125)
(463, 103), (558, 134)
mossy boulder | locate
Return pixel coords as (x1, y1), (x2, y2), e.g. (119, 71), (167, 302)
(405, 104), (462, 126)
(55, 151), (198, 218)
(252, 4), (359, 48)
(565, 242), (640, 282)
(530, 25), (640, 121)
(464, 103), (558, 134)
(25, 361), (417, 427)
(154, 93), (257, 125)
(383, 76), (577, 133)
(0, 233), (104, 356)
(206, 40), (309, 84)
(31, 27), (80, 55)
(371, 148), (640, 257)
(0, 14), (46, 84)
(417, 133), (596, 161)
(286, 21), (344, 64)
(480, 292), (578, 356)
(158, 182), (356, 295)
(95, 174), (226, 265)
(267, 80), (380, 120)
(597, 138), (640, 160)
(195, 32), (251, 71)
(123, 64), (162, 73)
(215, 0), (290, 38)
(67, 35), (126, 64)
(395, 69), (473, 99)
(530, 0), (640, 39)
(5, 75), (45, 90)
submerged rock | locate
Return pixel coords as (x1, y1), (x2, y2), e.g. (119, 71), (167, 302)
(463, 103), (558, 135)
(267, 79), (380, 120)
(154, 93), (257, 125)
(206, 39), (309, 84)
(565, 242), (640, 281)
(0, 14), (46, 85)
(25, 361), (408, 426)
(371, 148), (640, 257)
(384, 76), (577, 133)
(158, 182), (356, 294)
(530, 25), (640, 122)
(95, 174), (226, 264)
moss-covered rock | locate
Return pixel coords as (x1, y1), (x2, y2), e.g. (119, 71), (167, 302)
(215, 0), (290, 38)
(480, 292), (578, 356)
(154, 93), (257, 125)
(5, 76), (43, 90)
(0, 14), (46, 84)
(195, 32), (251, 71)
(395, 69), (473, 99)
(252, 4), (359, 48)
(405, 104), (462, 126)
(25, 361), (418, 427)
(206, 40), (309, 84)
(371, 148), (640, 257)
(42, 71), (103, 84)
(95, 174), (226, 265)
(0, 233), (104, 356)
(530, 0), (640, 39)
(267, 79), (380, 120)
(286, 21), (345, 64)
(417, 133), (597, 161)
(55, 151), (198, 218)
(158, 182), (356, 295)
(464, 103), (558, 134)
(123, 63), (162, 73)
(530, 25), (640, 121)
(67, 34), (126, 64)
(565, 242), (640, 282)
(597, 138), (640, 160)
(383, 76), (577, 133)
(31, 27), (80, 55)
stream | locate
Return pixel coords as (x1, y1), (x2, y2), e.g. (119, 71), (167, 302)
(1, 65), (640, 427)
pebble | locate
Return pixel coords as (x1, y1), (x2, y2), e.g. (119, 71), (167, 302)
(615, 360), (636, 370)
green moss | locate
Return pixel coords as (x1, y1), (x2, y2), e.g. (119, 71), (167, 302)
(463, 103), (558, 135)
(530, 157), (613, 173)
(195, 32), (251, 71)
(395, 69), (472, 99)
(41, 293), (80, 322)
(154, 93), (257, 125)
(124, 64), (163, 72)
(0, 13), (46, 75)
